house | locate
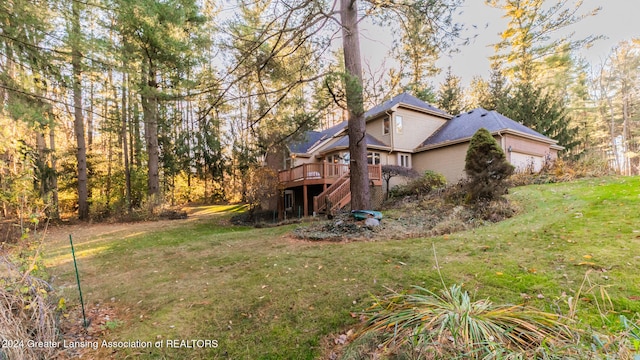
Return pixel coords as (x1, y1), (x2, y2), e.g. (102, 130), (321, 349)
(275, 92), (562, 217)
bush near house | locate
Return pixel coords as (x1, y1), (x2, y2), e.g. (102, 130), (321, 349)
(388, 170), (446, 198)
(381, 165), (419, 199)
(464, 128), (514, 202)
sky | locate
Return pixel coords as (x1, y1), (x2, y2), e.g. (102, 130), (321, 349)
(359, 0), (640, 87)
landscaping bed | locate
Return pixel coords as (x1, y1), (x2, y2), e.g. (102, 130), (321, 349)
(294, 192), (520, 242)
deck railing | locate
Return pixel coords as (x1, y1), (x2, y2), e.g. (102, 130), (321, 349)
(313, 173), (350, 214)
(278, 163), (381, 184)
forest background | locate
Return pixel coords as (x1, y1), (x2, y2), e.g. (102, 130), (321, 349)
(1, 0), (638, 223)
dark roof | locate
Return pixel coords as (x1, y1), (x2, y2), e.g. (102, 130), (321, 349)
(364, 92), (449, 119)
(288, 120), (347, 154)
(418, 108), (556, 149)
(289, 92), (447, 154)
(321, 133), (389, 154)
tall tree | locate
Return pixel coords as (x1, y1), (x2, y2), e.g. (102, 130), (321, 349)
(341, 0), (369, 210)
(466, 76), (490, 111)
(436, 67), (465, 115)
(487, 0), (597, 154)
(386, 0), (463, 99)
(114, 0), (207, 203)
(595, 40), (640, 174)
(70, 0), (89, 219)
(487, 0), (601, 84)
(0, 0), (62, 220)
(498, 81), (580, 153)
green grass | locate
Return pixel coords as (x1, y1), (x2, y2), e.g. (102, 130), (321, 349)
(43, 176), (640, 359)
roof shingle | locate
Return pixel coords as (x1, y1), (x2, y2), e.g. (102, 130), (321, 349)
(289, 92), (445, 154)
(364, 92), (448, 119)
(418, 108), (555, 149)
(288, 120), (347, 154)
(320, 133), (389, 154)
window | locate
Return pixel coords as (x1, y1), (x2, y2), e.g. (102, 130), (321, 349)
(395, 115), (403, 134)
(399, 154), (411, 168)
(284, 190), (293, 211)
(367, 152), (381, 165)
(383, 117), (390, 135)
(326, 152), (350, 164)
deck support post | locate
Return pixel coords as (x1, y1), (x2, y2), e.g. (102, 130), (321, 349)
(303, 185), (308, 217)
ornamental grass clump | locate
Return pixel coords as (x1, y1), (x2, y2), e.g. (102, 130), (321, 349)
(358, 284), (576, 359)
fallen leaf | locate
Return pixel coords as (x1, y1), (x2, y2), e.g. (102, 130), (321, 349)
(583, 254), (593, 259)
(577, 262), (596, 266)
(495, 272), (503, 276)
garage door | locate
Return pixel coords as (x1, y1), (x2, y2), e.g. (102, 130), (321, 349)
(510, 152), (544, 173)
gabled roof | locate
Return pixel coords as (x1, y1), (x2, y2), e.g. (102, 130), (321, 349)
(364, 92), (450, 120)
(288, 120), (347, 154)
(417, 108), (558, 150)
(319, 133), (389, 156)
(288, 92), (448, 155)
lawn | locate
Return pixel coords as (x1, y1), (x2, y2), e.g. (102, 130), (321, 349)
(43, 177), (640, 359)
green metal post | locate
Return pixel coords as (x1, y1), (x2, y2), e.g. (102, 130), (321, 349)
(69, 235), (89, 327)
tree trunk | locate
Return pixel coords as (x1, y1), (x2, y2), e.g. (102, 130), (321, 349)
(35, 131), (46, 195)
(622, 93), (630, 175)
(72, 0), (89, 220)
(141, 59), (160, 200)
(88, 80), (94, 149)
(132, 100), (142, 169)
(49, 126), (59, 219)
(122, 68), (131, 210)
(340, 0), (370, 210)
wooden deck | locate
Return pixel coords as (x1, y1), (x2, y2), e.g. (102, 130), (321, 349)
(278, 163), (382, 189)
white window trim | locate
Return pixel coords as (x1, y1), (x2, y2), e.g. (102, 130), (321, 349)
(367, 151), (381, 165)
(383, 117), (390, 135)
(398, 153), (411, 168)
(395, 115), (403, 134)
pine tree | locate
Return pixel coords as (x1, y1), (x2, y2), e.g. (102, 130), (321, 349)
(464, 128), (514, 201)
(498, 82), (580, 154)
(114, 0), (207, 203)
(487, 0), (600, 84)
(436, 68), (465, 115)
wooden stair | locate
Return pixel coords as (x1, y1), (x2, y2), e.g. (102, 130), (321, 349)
(313, 173), (351, 215)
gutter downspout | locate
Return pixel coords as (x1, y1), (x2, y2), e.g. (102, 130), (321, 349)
(385, 107), (397, 163)
(497, 131), (508, 162)
(383, 110), (395, 155)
